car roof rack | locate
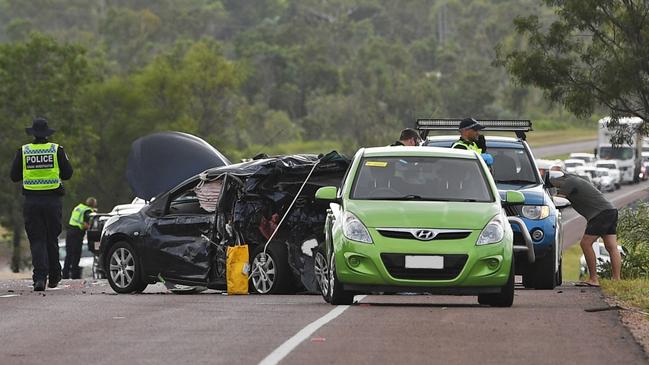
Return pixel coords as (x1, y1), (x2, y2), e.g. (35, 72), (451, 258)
(416, 118), (533, 140)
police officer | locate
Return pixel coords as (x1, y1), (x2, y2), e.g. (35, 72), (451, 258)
(63, 197), (97, 279)
(452, 118), (493, 166)
(10, 118), (73, 291)
(452, 117), (487, 152)
(391, 128), (422, 146)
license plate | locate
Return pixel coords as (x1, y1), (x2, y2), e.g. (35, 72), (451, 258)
(405, 255), (444, 269)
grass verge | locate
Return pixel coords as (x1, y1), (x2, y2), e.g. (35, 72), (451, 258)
(601, 279), (649, 314)
(562, 243), (584, 282)
(489, 128), (596, 148)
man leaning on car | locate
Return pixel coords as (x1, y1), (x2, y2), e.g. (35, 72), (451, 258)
(548, 169), (621, 287)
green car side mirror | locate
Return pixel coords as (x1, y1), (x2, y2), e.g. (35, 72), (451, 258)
(315, 186), (338, 201)
(504, 190), (525, 205)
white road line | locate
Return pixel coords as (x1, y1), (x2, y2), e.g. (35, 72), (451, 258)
(258, 295), (367, 365)
(0, 294), (19, 298)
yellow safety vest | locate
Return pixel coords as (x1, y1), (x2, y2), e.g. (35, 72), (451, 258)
(21, 143), (60, 190)
(452, 139), (483, 153)
(69, 203), (93, 230)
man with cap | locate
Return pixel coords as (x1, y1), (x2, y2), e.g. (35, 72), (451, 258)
(10, 118), (74, 291)
(452, 117), (488, 152)
(452, 117), (493, 166)
(390, 128), (422, 146)
(548, 170), (621, 286)
(63, 197), (97, 279)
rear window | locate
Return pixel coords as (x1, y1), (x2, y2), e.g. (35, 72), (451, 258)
(351, 156), (493, 202)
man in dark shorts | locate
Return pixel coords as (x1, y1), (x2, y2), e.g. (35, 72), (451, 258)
(549, 170), (621, 286)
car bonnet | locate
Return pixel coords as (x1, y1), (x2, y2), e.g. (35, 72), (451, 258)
(345, 200), (501, 230)
(126, 131), (231, 201)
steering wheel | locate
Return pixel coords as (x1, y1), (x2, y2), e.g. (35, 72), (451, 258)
(367, 187), (401, 198)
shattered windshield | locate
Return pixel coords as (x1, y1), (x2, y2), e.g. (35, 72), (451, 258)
(351, 156), (493, 202)
(489, 147), (538, 185)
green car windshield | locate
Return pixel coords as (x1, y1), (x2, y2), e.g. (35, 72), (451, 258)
(351, 156), (494, 202)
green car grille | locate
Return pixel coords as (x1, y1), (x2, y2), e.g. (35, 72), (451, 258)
(380, 253), (468, 280)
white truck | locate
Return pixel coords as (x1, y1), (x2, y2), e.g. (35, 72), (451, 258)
(597, 117), (643, 184)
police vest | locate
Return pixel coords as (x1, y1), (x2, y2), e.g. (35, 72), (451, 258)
(21, 143), (61, 191)
(69, 203), (93, 230)
(452, 139), (483, 153)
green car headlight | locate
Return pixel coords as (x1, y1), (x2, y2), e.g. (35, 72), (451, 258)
(521, 205), (550, 220)
(477, 214), (505, 245)
(342, 212), (373, 244)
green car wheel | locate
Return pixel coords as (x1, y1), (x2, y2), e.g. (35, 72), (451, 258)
(478, 259), (514, 307)
(327, 254), (355, 305)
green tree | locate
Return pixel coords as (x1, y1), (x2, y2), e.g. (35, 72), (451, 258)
(498, 0), (649, 132)
(0, 33), (94, 271)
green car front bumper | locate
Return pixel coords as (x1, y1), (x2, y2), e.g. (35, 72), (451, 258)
(333, 229), (513, 295)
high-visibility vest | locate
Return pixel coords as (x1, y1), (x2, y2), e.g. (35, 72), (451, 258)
(69, 203), (93, 230)
(452, 139), (483, 153)
(21, 143), (61, 191)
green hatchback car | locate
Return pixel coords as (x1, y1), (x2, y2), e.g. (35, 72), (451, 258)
(314, 146), (526, 307)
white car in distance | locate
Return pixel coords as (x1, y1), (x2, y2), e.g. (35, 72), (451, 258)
(595, 160), (621, 189)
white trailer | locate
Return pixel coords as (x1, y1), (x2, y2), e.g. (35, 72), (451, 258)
(597, 117), (643, 184)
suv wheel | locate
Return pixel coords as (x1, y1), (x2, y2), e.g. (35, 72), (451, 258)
(531, 246), (557, 290)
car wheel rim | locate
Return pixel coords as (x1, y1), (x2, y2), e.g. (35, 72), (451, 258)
(251, 252), (275, 294)
(314, 252), (329, 296)
(109, 247), (135, 289)
(329, 255), (336, 298)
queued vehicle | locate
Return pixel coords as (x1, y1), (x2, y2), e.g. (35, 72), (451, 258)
(100, 132), (350, 294)
(568, 153), (596, 166)
(314, 146), (531, 307)
(594, 160), (622, 188)
(579, 240), (626, 277)
(595, 168), (616, 192)
(564, 159), (586, 174)
(419, 119), (569, 290)
(578, 166), (602, 190)
(597, 117), (642, 184)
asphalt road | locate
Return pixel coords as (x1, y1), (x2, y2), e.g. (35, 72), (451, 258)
(533, 139), (596, 158)
(2, 143), (648, 365)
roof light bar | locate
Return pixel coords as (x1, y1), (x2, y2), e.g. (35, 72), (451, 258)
(416, 118), (533, 132)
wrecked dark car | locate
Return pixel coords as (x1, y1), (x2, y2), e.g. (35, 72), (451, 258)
(100, 135), (349, 294)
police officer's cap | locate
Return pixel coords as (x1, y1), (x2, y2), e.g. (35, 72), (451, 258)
(459, 118), (485, 131)
(26, 117), (55, 137)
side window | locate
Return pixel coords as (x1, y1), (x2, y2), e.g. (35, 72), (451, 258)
(167, 186), (208, 215)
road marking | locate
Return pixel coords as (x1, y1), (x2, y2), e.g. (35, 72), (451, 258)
(258, 295), (367, 365)
(0, 294), (19, 298)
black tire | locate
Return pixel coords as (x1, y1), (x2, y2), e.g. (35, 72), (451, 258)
(106, 241), (145, 294)
(327, 253), (355, 305)
(522, 272), (535, 289)
(532, 246), (557, 290)
(249, 242), (293, 294)
(478, 259), (514, 307)
(314, 250), (331, 303)
(555, 257), (563, 287)
(134, 280), (149, 293)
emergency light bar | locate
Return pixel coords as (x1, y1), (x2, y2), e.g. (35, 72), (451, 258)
(416, 118), (533, 140)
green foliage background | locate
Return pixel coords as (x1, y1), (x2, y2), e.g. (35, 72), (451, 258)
(0, 0), (596, 268)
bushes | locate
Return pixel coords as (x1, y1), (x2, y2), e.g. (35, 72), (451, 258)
(615, 203), (649, 279)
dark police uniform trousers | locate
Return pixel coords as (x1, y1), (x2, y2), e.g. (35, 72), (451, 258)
(23, 195), (62, 282)
(63, 227), (84, 279)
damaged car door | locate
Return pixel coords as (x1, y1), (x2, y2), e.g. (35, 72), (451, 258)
(146, 183), (215, 283)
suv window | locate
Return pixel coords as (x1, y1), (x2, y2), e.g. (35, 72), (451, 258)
(351, 156), (493, 202)
(490, 147), (538, 185)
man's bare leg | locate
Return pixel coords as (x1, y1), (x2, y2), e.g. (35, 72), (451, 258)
(602, 234), (622, 280)
(580, 234), (599, 285)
